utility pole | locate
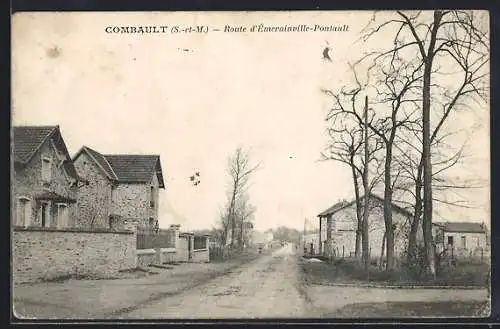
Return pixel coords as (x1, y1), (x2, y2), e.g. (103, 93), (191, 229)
(362, 95), (370, 279)
(303, 217), (306, 253)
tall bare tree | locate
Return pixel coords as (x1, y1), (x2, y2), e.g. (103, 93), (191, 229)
(321, 59), (419, 270)
(321, 89), (384, 259)
(360, 10), (489, 276)
(226, 147), (259, 248)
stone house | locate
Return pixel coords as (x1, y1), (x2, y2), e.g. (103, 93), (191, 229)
(433, 221), (489, 258)
(72, 146), (165, 230)
(317, 193), (423, 259)
(12, 126), (82, 228)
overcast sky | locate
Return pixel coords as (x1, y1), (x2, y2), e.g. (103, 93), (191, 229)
(12, 11), (490, 231)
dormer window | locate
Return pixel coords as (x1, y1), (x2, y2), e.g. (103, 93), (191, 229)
(41, 156), (52, 184)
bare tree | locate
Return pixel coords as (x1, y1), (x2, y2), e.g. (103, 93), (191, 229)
(395, 120), (486, 265)
(360, 10), (489, 277)
(235, 194), (257, 249)
(321, 58), (419, 270)
(225, 147), (259, 248)
(321, 88), (384, 260)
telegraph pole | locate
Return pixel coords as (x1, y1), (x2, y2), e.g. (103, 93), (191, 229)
(303, 217), (307, 253)
(362, 96), (370, 278)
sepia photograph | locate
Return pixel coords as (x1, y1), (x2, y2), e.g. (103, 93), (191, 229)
(11, 10), (490, 320)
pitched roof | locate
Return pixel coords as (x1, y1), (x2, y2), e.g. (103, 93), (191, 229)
(104, 155), (165, 188)
(74, 146), (165, 188)
(318, 193), (412, 218)
(13, 126), (58, 163)
(433, 221), (486, 233)
(12, 125), (79, 180)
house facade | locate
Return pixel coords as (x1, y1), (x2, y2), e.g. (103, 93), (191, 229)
(433, 221), (489, 258)
(72, 146), (165, 230)
(12, 126), (80, 229)
(317, 194), (423, 259)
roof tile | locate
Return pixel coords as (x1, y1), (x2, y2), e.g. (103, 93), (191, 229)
(13, 126), (57, 163)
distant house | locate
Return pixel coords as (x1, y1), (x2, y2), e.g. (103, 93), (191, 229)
(72, 146), (165, 230)
(250, 230), (274, 248)
(433, 221), (489, 257)
(317, 194), (423, 258)
(12, 126), (81, 228)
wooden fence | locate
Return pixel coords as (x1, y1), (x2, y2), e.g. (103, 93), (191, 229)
(136, 229), (175, 249)
(194, 235), (207, 250)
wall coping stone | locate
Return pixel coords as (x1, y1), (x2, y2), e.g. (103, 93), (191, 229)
(13, 226), (134, 235)
(160, 248), (176, 253)
(137, 249), (156, 255)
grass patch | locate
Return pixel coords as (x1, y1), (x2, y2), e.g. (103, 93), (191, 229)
(149, 264), (174, 270)
(41, 273), (118, 283)
(327, 300), (489, 318)
(300, 257), (489, 287)
(118, 267), (149, 273)
(163, 262), (181, 266)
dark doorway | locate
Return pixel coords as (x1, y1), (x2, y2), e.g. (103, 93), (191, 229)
(447, 236), (454, 246)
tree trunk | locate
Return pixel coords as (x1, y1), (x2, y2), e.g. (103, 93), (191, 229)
(379, 230), (386, 270)
(407, 162), (423, 264)
(383, 140), (395, 271)
(351, 162), (363, 259)
(421, 11), (442, 278)
(239, 220), (244, 249)
(229, 189), (237, 248)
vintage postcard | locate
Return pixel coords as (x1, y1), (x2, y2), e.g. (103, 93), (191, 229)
(11, 10), (490, 320)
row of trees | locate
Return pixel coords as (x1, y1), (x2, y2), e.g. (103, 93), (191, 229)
(322, 11), (489, 277)
(212, 147), (259, 250)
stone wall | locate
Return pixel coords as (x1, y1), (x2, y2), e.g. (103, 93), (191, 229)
(111, 183), (150, 229)
(73, 152), (113, 229)
(136, 249), (157, 267)
(192, 249), (209, 263)
(12, 227), (136, 284)
(12, 138), (78, 228)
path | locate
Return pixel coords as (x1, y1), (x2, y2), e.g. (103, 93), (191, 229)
(122, 244), (317, 319)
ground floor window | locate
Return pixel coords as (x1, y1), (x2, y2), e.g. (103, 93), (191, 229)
(56, 203), (68, 228)
(39, 201), (51, 228)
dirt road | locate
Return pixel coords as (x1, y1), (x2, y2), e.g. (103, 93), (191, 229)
(121, 245), (317, 319)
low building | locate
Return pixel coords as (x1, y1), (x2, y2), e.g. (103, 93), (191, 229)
(433, 221), (489, 258)
(317, 194), (423, 259)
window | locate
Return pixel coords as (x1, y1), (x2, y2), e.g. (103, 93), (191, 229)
(150, 186), (155, 208)
(41, 156), (52, 184)
(57, 203), (68, 228)
(40, 202), (51, 227)
(447, 236), (454, 246)
(17, 197), (31, 227)
(461, 236), (467, 249)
